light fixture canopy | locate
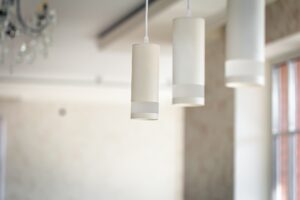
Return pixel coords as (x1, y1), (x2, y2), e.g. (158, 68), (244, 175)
(225, 0), (265, 87)
(172, 0), (205, 106)
(130, 0), (160, 120)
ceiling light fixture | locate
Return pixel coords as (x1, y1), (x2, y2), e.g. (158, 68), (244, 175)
(172, 0), (205, 106)
(0, 0), (56, 68)
(131, 0), (160, 120)
(225, 0), (265, 87)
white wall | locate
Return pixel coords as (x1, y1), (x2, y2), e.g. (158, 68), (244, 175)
(0, 100), (183, 200)
(234, 81), (272, 200)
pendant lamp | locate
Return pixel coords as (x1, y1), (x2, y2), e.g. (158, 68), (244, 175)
(131, 0), (160, 120)
(172, 0), (205, 106)
(225, 0), (265, 87)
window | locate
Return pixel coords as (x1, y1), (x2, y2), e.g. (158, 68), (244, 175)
(272, 58), (300, 200)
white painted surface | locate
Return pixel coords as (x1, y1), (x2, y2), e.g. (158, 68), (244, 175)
(0, 101), (183, 200)
(267, 32), (300, 64)
(0, 0), (227, 89)
(234, 65), (272, 200)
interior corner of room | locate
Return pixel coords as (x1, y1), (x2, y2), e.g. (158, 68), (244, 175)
(0, 0), (299, 200)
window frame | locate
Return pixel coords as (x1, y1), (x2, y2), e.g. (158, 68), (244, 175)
(271, 57), (300, 200)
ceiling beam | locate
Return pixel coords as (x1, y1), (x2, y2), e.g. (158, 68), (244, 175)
(98, 0), (179, 47)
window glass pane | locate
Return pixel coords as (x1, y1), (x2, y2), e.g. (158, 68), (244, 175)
(288, 61), (297, 133)
(279, 63), (288, 134)
(280, 134), (289, 200)
(279, 63), (289, 200)
(273, 66), (280, 135)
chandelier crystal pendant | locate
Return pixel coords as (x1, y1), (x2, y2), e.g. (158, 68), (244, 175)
(225, 0), (265, 87)
(172, 0), (205, 106)
(131, 0), (160, 120)
(0, 0), (57, 67)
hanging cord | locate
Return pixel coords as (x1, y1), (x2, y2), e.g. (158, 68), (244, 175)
(186, 0), (192, 17)
(144, 0), (149, 43)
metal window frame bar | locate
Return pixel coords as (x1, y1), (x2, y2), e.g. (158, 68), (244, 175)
(272, 134), (281, 200)
(272, 65), (280, 135)
(287, 60), (297, 200)
(272, 65), (281, 200)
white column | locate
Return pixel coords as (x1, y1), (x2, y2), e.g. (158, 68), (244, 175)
(0, 118), (6, 200)
(234, 64), (272, 200)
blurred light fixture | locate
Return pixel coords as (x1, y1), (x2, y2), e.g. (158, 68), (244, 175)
(172, 0), (205, 106)
(225, 0), (265, 87)
(131, 0), (160, 120)
(0, 0), (56, 68)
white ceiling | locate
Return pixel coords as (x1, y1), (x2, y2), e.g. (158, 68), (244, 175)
(0, 0), (227, 83)
(0, 0), (275, 103)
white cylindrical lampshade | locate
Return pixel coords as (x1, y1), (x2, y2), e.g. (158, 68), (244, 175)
(225, 0), (265, 87)
(173, 17), (205, 106)
(131, 43), (159, 120)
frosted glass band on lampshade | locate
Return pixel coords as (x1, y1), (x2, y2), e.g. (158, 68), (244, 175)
(172, 17), (205, 106)
(131, 102), (158, 120)
(131, 43), (159, 120)
(225, 60), (265, 87)
(226, 0), (265, 87)
(173, 84), (204, 106)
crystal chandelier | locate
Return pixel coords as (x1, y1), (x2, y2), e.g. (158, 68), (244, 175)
(0, 0), (56, 68)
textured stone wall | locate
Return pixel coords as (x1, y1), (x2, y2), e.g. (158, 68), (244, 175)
(184, 31), (234, 200)
(266, 0), (300, 43)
